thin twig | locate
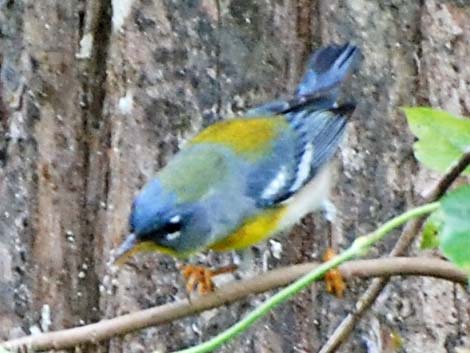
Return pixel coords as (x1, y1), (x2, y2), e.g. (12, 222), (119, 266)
(318, 151), (470, 353)
(1, 257), (466, 353)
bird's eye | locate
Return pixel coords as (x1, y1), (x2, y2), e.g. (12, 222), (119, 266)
(161, 217), (182, 235)
(160, 218), (183, 242)
(138, 216), (183, 243)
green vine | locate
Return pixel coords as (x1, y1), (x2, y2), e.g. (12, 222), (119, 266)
(169, 202), (440, 353)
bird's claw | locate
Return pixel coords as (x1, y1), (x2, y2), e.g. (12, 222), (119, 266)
(180, 264), (237, 294)
(323, 248), (346, 297)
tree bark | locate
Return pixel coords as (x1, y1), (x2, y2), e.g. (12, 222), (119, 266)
(0, 0), (469, 352)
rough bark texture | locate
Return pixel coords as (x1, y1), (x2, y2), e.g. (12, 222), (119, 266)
(1, 0), (469, 352)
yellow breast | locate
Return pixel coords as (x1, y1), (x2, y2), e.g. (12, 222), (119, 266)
(210, 206), (287, 251)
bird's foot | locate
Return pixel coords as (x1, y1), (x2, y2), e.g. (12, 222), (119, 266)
(323, 248), (346, 297)
(180, 264), (238, 294)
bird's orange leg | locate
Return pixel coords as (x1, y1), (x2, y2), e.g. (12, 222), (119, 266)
(180, 264), (238, 294)
(323, 248), (346, 297)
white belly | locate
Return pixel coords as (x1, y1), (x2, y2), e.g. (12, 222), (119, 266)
(278, 165), (332, 230)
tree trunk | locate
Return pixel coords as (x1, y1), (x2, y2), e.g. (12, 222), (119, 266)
(1, 0), (469, 352)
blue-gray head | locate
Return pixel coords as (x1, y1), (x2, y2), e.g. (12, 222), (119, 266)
(114, 179), (207, 263)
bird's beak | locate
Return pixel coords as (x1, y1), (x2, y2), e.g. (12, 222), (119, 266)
(113, 233), (177, 266)
(113, 233), (139, 265)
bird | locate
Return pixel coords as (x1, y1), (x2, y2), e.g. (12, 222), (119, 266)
(114, 43), (361, 294)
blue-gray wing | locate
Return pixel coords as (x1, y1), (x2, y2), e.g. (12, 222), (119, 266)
(246, 105), (354, 207)
(244, 43), (359, 206)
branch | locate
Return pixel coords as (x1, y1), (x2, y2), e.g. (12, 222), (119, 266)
(171, 202), (440, 353)
(318, 151), (470, 353)
(2, 257), (466, 353)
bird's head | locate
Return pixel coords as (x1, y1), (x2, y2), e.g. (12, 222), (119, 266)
(113, 179), (206, 264)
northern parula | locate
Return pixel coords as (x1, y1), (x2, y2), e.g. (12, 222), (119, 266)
(115, 44), (360, 277)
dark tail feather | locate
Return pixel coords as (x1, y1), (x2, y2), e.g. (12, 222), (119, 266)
(295, 43), (360, 98)
(246, 43), (360, 117)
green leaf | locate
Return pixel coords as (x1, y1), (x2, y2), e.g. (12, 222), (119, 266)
(421, 210), (443, 249)
(0, 348), (13, 353)
(439, 185), (470, 271)
(403, 107), (470, 174)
